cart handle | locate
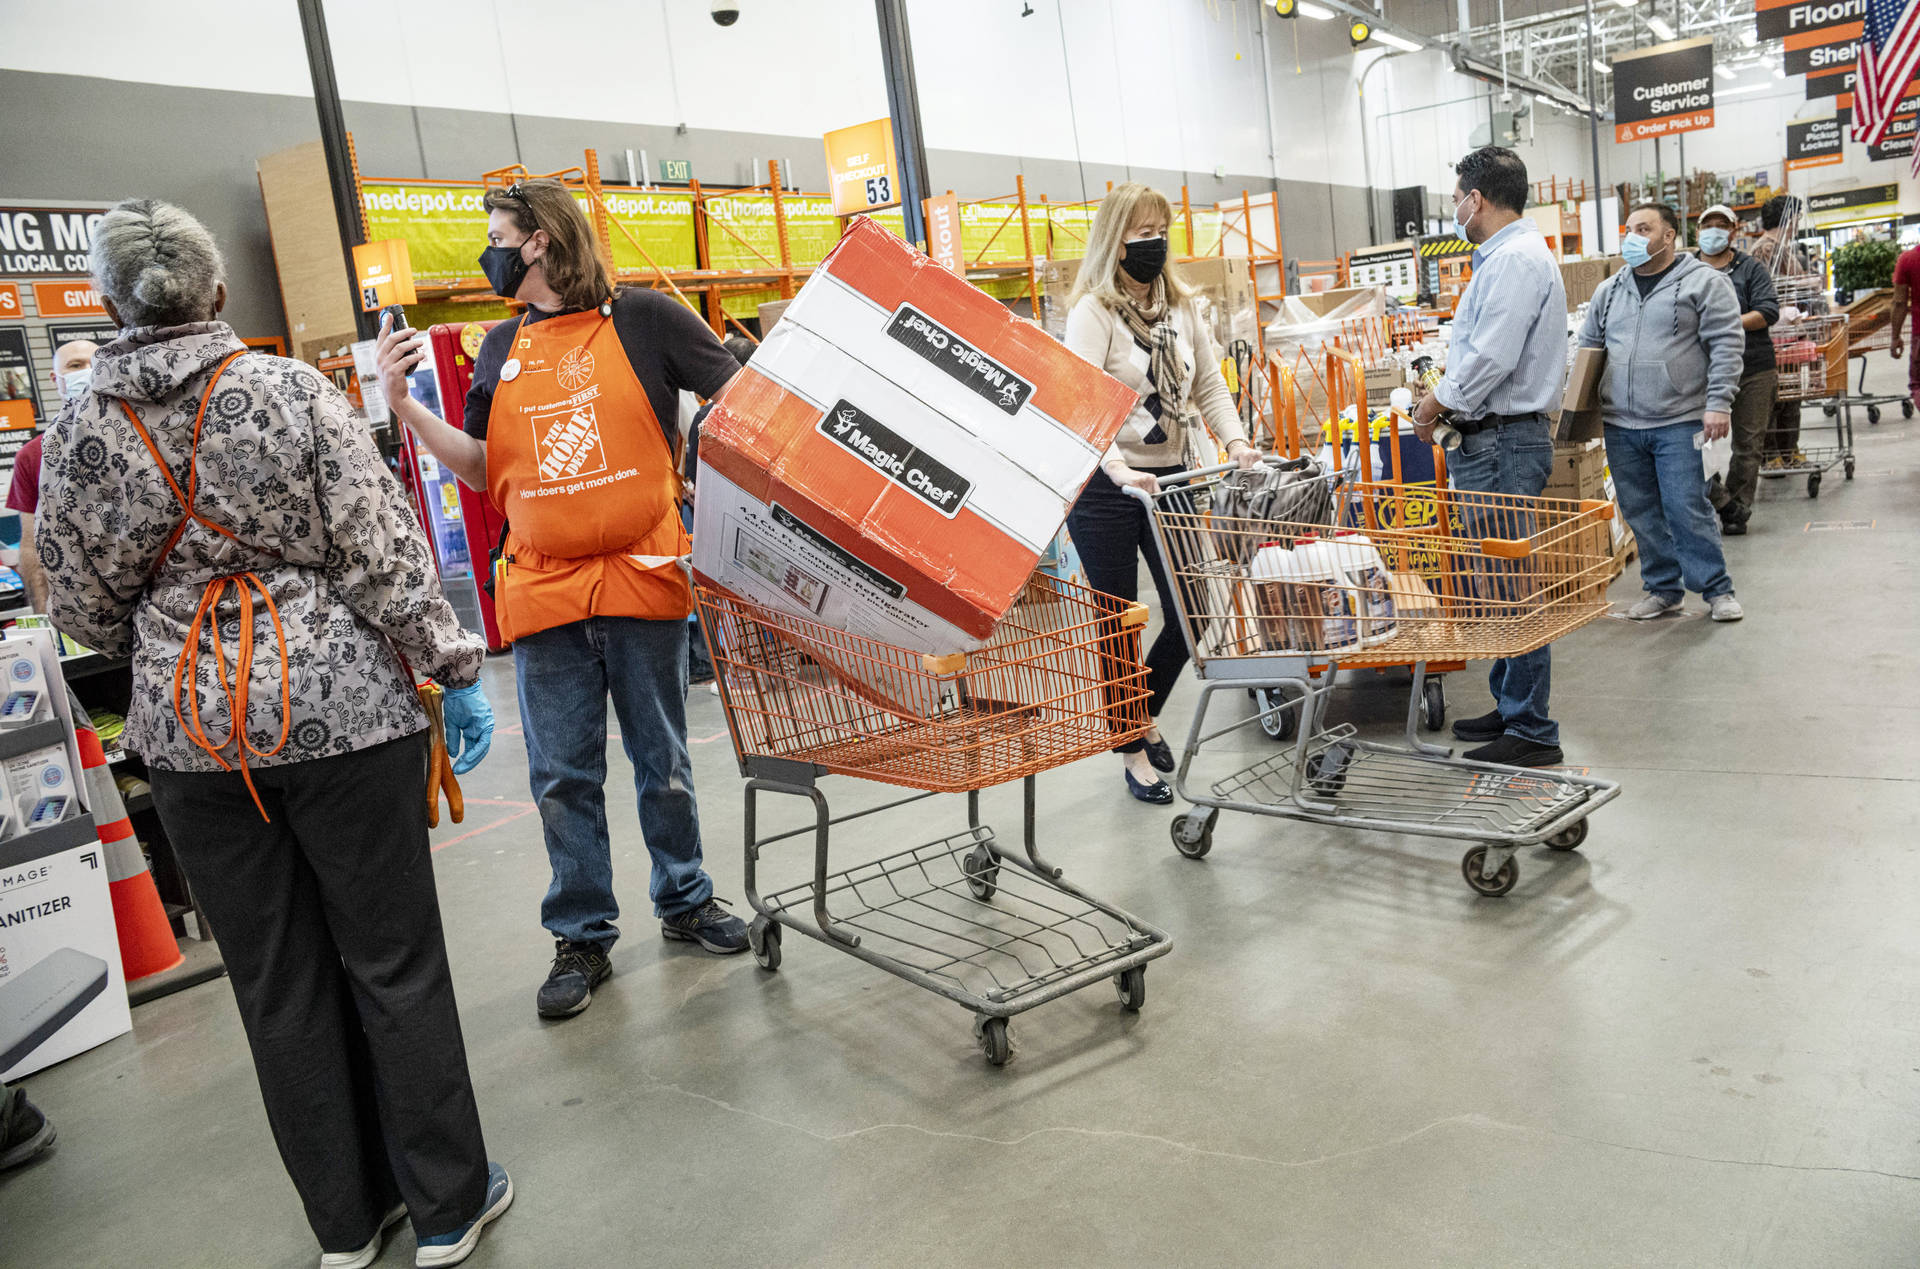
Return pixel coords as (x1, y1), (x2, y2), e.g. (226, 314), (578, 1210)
(1139, 454), (1315, 491)
(1480, 538), (1533, 559)
(1580, 499), (1616, 520)
(1119, 601), (1150, 629)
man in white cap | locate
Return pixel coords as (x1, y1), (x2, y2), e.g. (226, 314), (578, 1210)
(1692, 206), (1778, 535)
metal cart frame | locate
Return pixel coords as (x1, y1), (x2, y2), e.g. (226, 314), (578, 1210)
(1766, 299), (1855, 498)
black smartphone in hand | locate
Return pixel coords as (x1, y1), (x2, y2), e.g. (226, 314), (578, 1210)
(379, 304), (409, 338)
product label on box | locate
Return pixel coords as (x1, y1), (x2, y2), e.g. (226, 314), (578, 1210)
(816, 400), (971, 517)
(885, 304), (1033, 415)
(0, 837), (129, 1082)
(770, 506), (904, 598)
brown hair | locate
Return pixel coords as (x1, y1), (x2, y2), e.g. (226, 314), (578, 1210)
(483, 178), (611, 310)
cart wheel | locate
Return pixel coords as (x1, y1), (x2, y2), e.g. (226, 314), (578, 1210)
(1821, 403), (1837, 417)
(1114, 966), (1147, 1012)
(1306, 744), (1353, 797)
(1421, 677), (1446, 732)
(1252, 687), (1299, 742)
(1868, 404), (1882, 425)
(1544, 819), (1589, 852)
(1460, 846), (1518, 897)
(1807, 472), (1822, 499)
(963, 843), (999, 902)
(749, 916), (782, 972)
(1904, 399), (1915, 419)
(1170, 808), (1217, 860)
(1844, 457), (1856, 480)
(976, 1016), (1011, 1066)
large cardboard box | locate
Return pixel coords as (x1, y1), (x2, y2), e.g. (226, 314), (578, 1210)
(1561, 256), (1626, 312)
(1545, 439), (1607, 500)
(695, 217), (1138, 653)
(1556, 345), (1607, 442)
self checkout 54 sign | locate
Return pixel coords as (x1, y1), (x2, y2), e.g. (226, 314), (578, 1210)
(1612, 37), (1716, 143)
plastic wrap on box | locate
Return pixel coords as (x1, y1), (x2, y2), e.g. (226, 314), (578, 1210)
(1264, 287), (1389, 433)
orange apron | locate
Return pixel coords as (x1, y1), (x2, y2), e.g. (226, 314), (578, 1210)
(486, 306), (690, 642)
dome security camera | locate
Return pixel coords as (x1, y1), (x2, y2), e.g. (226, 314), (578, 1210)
(711, 1), (740, 24)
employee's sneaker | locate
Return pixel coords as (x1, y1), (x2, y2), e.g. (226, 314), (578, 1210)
(1463, 735), (1565, 768)
(1709, 594), (1745, 623)
(0, 1085), (55, 1172)
(320, 1203), (407, 1269)
(661, 897), (750, 954)
(1451, 709), (1507, 742)
(536, 940), (612, 1019)
(415, 1163), (512, 1268)
(1625, 593), (1684, 620)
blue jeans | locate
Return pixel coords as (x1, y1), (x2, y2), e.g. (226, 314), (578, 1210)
(515, 615), (713, 948)
(1603, 423), (1733, 602)
(1446, 415), (1558, 746)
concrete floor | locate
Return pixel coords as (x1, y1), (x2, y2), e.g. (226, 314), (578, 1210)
(7, 363), (1920, 1268)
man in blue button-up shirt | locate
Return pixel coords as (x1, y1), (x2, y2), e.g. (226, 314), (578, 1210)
(1411, 146), (1570, 768)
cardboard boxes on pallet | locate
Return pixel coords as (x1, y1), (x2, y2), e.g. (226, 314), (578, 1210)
(694, 216), (1138, 654)
(1545, 439), (1607, 501)
(1560, 256), (1625, 313)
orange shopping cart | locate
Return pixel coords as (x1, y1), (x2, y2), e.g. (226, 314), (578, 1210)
(695, 573), (1172, 1066)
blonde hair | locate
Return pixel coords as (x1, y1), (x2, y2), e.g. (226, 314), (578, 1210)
(1067, 182), (1193, 314)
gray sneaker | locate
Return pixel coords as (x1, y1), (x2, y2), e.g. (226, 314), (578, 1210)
(1709, 593), (1744, 622)
(1626, 593), (1684, 620)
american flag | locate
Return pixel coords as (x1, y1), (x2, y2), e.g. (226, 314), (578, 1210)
(1855, 0), (1920, 148)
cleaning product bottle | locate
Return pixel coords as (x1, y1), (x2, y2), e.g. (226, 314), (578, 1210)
(1287, 537), (1360, 652)
(1328, 530), (1398, 645)
(1247, 541), (1300, 652)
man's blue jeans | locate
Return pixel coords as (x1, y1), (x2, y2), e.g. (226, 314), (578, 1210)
(514, 615), (713, 949)
(1603, 422), (1733, 602)
(1446, 415), (1559, 746)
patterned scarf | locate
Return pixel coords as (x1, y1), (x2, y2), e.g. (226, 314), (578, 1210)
(1115, 283), (1191, 443)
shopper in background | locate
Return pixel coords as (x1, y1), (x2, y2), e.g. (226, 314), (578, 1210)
(376, 177), (749, 1021)
(1888, 240), (1920, 409)
(6, 339), (94, 611)
(1579, 202), (1745, 624)
(1695, 204), (1780, 537)
(684, 332), (755, 688)
(0, 1081), (55, 1171)
(1409, 146), (1569, 768)
(1751, 195), (1816, 467)
(1062, 181), (1260, 805)
(38, 199), (509, 1269)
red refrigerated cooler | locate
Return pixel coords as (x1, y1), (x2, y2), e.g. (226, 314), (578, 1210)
(393, 321), (510, 650)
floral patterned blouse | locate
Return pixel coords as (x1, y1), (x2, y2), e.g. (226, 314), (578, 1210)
(37, 323), (485, 772)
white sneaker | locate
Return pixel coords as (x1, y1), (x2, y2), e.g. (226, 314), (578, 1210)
(1625, 593), (1684, 620)
(1709, 594), (1744, 622)
(321, 1204), (407, 1269)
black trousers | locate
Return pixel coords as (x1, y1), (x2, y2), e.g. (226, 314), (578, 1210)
(150, 732), (488, 1252)
(1067, 466), (1192, 753)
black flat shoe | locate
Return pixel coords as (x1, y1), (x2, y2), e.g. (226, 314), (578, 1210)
(1125, 769), (1174, 804)
(1463, 735), (1565, 768)
(1142, 734), (1175, 773)
(1451, 709), (1505, 742)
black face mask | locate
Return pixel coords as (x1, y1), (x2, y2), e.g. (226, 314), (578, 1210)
(478, 239), (533, 300)
(1120, 235), (1168, 284)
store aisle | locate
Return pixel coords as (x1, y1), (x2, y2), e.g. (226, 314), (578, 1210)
(7, 367), (1919, 1268)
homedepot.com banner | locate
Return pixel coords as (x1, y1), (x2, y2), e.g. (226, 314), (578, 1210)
(360, 183), (699, 281)
(1612, 37), (1716, 143)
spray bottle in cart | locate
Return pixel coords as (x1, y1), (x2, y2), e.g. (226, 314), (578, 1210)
(1408, 356), (1463, 451)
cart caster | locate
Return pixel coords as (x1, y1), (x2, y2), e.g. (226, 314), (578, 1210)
(1252, 686), (1299, 742)
(963, 843), (1000, 901)
(1461, 845), (1518, 897)
(1903, 399), (1915, 419)
(1114, 966), (1147, 1012)
(974, 1015), (1011, 1066)
(1868, 404), (1881, 425)
(1807, 472), (1822, 499)
(1421, 676), (1446, 732)
(1544, 819), (1589, 852)
(1306, 744), (1353, 797)
(1170, 808), (1217, 860)
(1845, 457), (1856, 480)
(749, 915), (782, 971)
(1822, 403), (1837, 417)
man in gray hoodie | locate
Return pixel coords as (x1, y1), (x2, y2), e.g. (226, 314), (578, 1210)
(1578, 202), (1746, 623)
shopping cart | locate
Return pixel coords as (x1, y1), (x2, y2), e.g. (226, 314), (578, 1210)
(1767, 294), (1855, 498)
(696, 574), (1173, 1066)
(1832, 315), (1912, 427)
(1128, 457), (1622, 897)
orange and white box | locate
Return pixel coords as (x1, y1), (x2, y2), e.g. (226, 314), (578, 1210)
(693, 216), (1137, 653)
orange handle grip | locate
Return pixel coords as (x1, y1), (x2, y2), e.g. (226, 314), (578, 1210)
(1480, 538), (1534, 560)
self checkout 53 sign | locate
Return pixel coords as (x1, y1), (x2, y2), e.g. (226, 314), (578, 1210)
(823, 118), (901, 218)
(1611, 37), (1716, 143)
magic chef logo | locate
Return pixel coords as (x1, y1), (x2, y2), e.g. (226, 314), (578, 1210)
(817, 400), (971, 517)
(531, 401), (608, 482)
(884, 305), (1033, 416)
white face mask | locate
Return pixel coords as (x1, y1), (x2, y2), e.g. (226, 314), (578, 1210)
(60, 367), (91, 400)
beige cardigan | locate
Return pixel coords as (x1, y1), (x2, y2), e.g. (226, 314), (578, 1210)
(1063, 294), (1247, 473)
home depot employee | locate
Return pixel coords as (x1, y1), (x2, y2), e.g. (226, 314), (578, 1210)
(376, 178), (750, 1020)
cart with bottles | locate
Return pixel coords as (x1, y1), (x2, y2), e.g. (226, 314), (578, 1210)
(695, 574), (1172, 1066)
(1127, 352), (1621, 897)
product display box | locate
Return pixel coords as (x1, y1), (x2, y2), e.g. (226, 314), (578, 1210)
(694, 216), (1138, 652)
(1556, 345), (1607, 442)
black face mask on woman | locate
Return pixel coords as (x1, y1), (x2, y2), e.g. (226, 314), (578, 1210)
(478, 239), (534, 300)
(1120, 235), (1168, 284)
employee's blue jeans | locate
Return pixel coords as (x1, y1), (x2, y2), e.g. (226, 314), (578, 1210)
(515, 615), (713, 949)
(1447, 416), (1558, 746)
(1603, 422), (1733, 602)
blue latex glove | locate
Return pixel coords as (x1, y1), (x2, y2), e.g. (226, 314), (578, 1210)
(441, 682), (494, 775)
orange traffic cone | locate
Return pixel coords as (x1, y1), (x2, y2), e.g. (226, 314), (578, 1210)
(73, 721), (184, 981)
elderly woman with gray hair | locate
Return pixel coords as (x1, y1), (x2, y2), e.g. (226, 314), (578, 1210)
(36, 199), (511, 1269)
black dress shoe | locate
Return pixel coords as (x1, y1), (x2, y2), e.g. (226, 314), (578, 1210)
(1463, 735), (1565, 768)
(1142, 734), (1175, 773)
(1125, 769), (1174, 804)
(1451, 709), (1505, 742)
(1721, 519), (1747, 536)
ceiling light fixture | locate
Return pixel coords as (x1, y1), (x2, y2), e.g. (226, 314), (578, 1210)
(1296, 0), (1337, 16)
(1715, 64), (1737, 80)
(1719, 82), (1772, 96)
(1375, 30), (1423, 51)
(1647, 14), (1676, 39)
(1594, 58), (1612, 74)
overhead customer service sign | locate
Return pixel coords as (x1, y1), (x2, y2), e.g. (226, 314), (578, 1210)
(1613, 37), (1716, 142)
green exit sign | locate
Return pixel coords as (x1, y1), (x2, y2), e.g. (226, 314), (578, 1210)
(660, 158), (692, 182)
